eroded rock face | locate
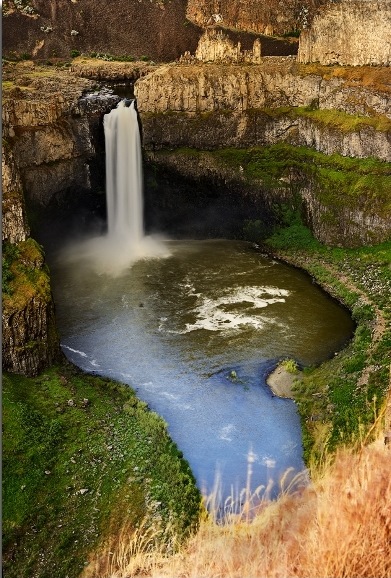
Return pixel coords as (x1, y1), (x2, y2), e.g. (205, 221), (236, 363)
(2, 63), (119, 208)
(1, 63), (119, 377)
(2, 148), (30, 244)
(2, 285), (60, 377)
(2, 0), (201, 62)
(136, 60), (391, 161)
(186, 0), (325, 36)
(145, 148), (391, 247)
(136, 60), (391, 247)
(135, 60), (391, 118)
(140, 109), (391, 162)
(298, 0), (391, 66)
(302, 188), (391, 247)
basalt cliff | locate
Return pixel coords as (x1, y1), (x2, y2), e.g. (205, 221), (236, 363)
(2, 0), (391, 376)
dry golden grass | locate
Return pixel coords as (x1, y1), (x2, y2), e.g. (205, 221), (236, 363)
(86, 437), (391, 578)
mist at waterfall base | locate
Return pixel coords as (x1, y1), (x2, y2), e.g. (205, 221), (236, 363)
(61, 99), (168, 276)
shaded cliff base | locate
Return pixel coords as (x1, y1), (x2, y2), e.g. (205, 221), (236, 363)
(144, 146), (391, 248)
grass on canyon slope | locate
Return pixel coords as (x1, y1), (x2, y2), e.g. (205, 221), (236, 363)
(260, 105), (391, 132)
(2, 363), (201, 578)
(84, 442), (391, 578)
(175, 144), (391, 221)
(265, 223), (391, 462)
(2, 239), (52, 307)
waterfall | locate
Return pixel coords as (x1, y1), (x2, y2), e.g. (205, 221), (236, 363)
(61, 99), (168, 276)
(104, 100), (144, 244)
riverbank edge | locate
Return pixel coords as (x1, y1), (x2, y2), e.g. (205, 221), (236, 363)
(261, 241), (391, 465)
(266, 363), (302, 398)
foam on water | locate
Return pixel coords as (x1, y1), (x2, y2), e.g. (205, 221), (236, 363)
(159, 285), (290, 334)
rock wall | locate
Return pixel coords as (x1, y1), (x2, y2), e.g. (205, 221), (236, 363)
(1, 62), (119, 377)
(140, 109), (391, 161)
(2, 150), (61, 375)
(135, 60), (391, 247)
(136, 61), (391, 161)
(186, 0), (325, 35)
(2, 148), (30, 244)
(2, 241), (60, 376)
(135, 61), (391, 118)
(145, 147), (391, 247)
(2, 0), (201, 62)
(298, 0), (391, 66)
(302, 187), (391, 247)
(195, 27), (262, 63)
(190, 26), (298, 64)
(2, 64), (119, 208)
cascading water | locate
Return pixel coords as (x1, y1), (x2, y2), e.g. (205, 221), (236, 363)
(104, 100), (144, 244)
(62, 99), (167, 275)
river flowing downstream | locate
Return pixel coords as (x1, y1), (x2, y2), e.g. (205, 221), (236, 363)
(50, 238), (354, 504)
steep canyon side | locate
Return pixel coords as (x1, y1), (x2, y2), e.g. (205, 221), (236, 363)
(298, 0), (391, 66)
(2, 145), (59, 375)
(185, 0), (325, 36)
(2, 0), (202, 62)
(2, 63), (120, 375)
(135, 59), (391, 247)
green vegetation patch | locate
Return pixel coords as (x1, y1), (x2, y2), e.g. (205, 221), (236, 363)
(294, 107), (391, 133)
(2, 239), (51, 307)
(206, 144), (391, 217)
(261, 105), (391, 133)
(2, 362), (201, 578)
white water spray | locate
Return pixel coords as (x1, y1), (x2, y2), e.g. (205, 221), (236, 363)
(62, 99), (168, 276)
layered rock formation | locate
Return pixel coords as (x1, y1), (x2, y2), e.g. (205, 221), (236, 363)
(2, 61), (119, 208)
(2, 148), (30, 244)
(195, 27), (262, 63)
(135, 59), (391, 246)
(298, 0), (391, 66)
(2, 148), (60, 376)
(2, 239), (60, 376)
(136, 61), (391, 159)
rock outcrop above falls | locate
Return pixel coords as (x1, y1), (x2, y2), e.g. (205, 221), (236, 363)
(2, 61), (119, 208)
(298, 0), (391, 66)
(186, 0), (325, 36)
(136, 60), (391, 160)
(136, 60), (391, 118)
